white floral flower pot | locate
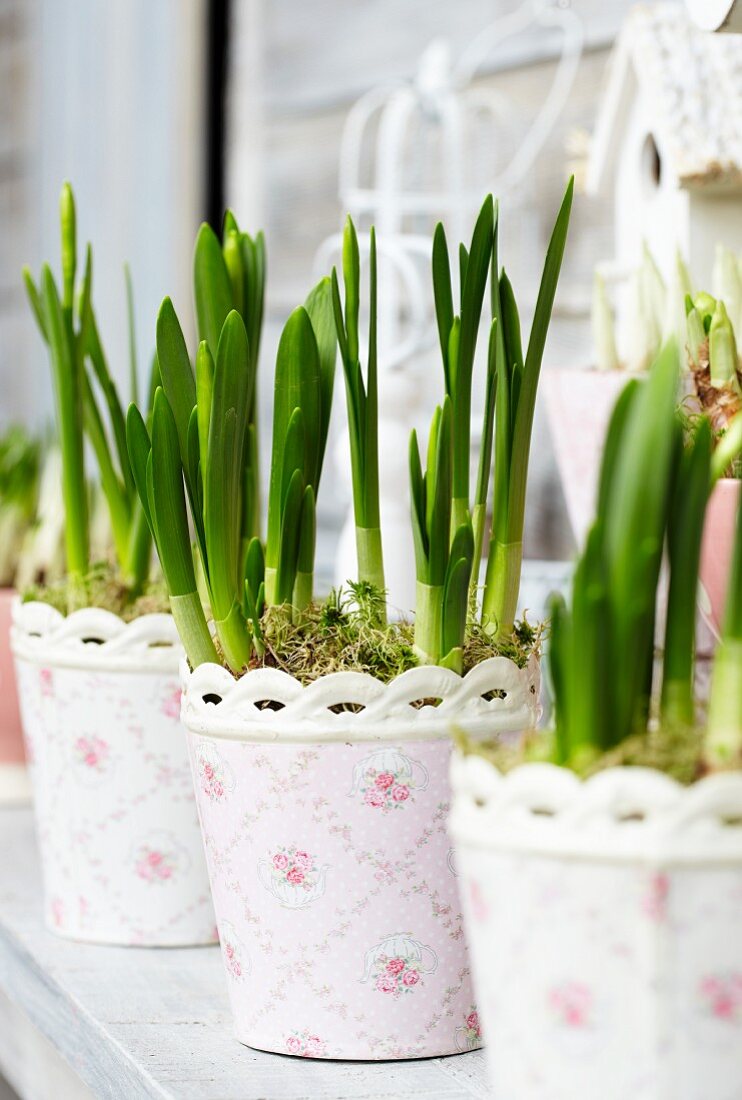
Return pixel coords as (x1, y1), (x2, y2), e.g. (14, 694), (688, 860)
(449, 754), (742, 1100)
(11, 600), (216, 947)
(181, 654), (540, 1060)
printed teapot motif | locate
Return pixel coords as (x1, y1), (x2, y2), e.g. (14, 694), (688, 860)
(258, 844), (329, 909)
(349, 746), (429, 811)
(195, 740), (236, 803)
(360, 932), (438, 996)
(455, 1007), (483, 1051)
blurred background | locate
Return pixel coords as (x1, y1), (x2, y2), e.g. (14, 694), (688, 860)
(0, 0), (701, 588)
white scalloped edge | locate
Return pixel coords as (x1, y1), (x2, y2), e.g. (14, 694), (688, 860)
(10, 599), (182, 673)
(180, 654), (541, 744)
(449, 753), (742, 865)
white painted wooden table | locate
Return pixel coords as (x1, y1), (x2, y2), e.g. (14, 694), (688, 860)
(0, 809), (490, 1100)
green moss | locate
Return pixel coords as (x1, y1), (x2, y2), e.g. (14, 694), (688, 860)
(22, 561), (169, 621)
(24, 574), (540, 683)
(455, 720), (707, 786)
(246, 582), (541, 685)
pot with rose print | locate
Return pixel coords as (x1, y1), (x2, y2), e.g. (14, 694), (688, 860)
(449, 756), (742, 1100)
(182, 653), (540, 1060)
(0, 588), (31, 805)
(11, 600), (215, 946)
(257, 845), (330, 909)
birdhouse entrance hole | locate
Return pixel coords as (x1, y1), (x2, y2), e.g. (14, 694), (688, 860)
(641, 133), (662, 191)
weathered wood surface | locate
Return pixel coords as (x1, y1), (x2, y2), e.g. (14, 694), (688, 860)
(0, 810), (490, 1099)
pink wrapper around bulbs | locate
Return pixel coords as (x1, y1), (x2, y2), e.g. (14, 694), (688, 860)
(699, 478), (741, 639)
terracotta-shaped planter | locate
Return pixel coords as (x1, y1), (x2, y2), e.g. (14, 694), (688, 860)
(543, 367), (636, 548)
(450, 754), (742, 1100)
(11, 600), (216, 947)
(0, 588), (30, 805)
(182, 654), (540, 1060)
(699, 477), (741, 639)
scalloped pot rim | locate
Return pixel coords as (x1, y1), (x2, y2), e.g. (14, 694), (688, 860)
(10, 599), (182, 674)
(449, 754), (742, 866)
(180, 655), (542, 744)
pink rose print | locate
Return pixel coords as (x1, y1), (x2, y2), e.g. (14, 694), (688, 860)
(225, 942), (242, 978)
(351, 749), (428, 811)
(456, 1006), (482, 1050)
(360, 769), (414, 811)
(305, 1035), (324, 1058)
(39, 667), (53, 697)
(376, 974), (397, 994)
(466, 1011), (480, 1035)
(549, 981), (593, 1028)
(161, 687), (181, 721)
(261, 844), (327, 907)
(286, 1030), (327, 1058)
(50, 896), (64, 927)
(198, 750), (229, 802)
(74, 735), (110, 773)
(135, 845), (177, 883)
(219, 923), (247, 981)
(371, 953), (424, 997)
(699, 974), (742, 1023)
(643, 872), (669, 922)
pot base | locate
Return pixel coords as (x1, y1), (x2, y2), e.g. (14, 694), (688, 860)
(42, 916), (218, 949)
(237, 1031), (478, 1062)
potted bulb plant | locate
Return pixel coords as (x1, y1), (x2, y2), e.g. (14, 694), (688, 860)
(0, 426), (40, 803)
(126, 181), (573, 1059)
(12, 183), (226, 947)
(685, 287), (742, 640)
(545, 243), (694, 547)
(451, 340), (742, 1099)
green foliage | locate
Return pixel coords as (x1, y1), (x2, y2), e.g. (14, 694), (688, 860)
(548, 342), (714, 769)
(409, 398), (474, 670)
(128, 211), (332, 671)
(432, 195), (495, 532)
(332, 219), (385, 598)
(24, 183), (153, 606)
(482, 178), (574, 640)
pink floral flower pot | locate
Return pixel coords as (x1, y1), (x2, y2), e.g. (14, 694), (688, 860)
(11, 600), (216, 946)
(699, 478), (740, 641)
(0, 588), (30, 804)
(181, 654), (541, 1060)
(543, 367), (637, 549)
(450, 756), (742, 1099)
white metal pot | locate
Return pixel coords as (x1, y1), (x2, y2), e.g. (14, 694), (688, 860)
(181, 654), (540, 1060)
(449, 754), (742, 1100)
(11, 600), (216, 947)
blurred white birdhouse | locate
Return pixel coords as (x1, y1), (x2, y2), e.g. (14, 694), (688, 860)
(587, 2), (742, 290)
